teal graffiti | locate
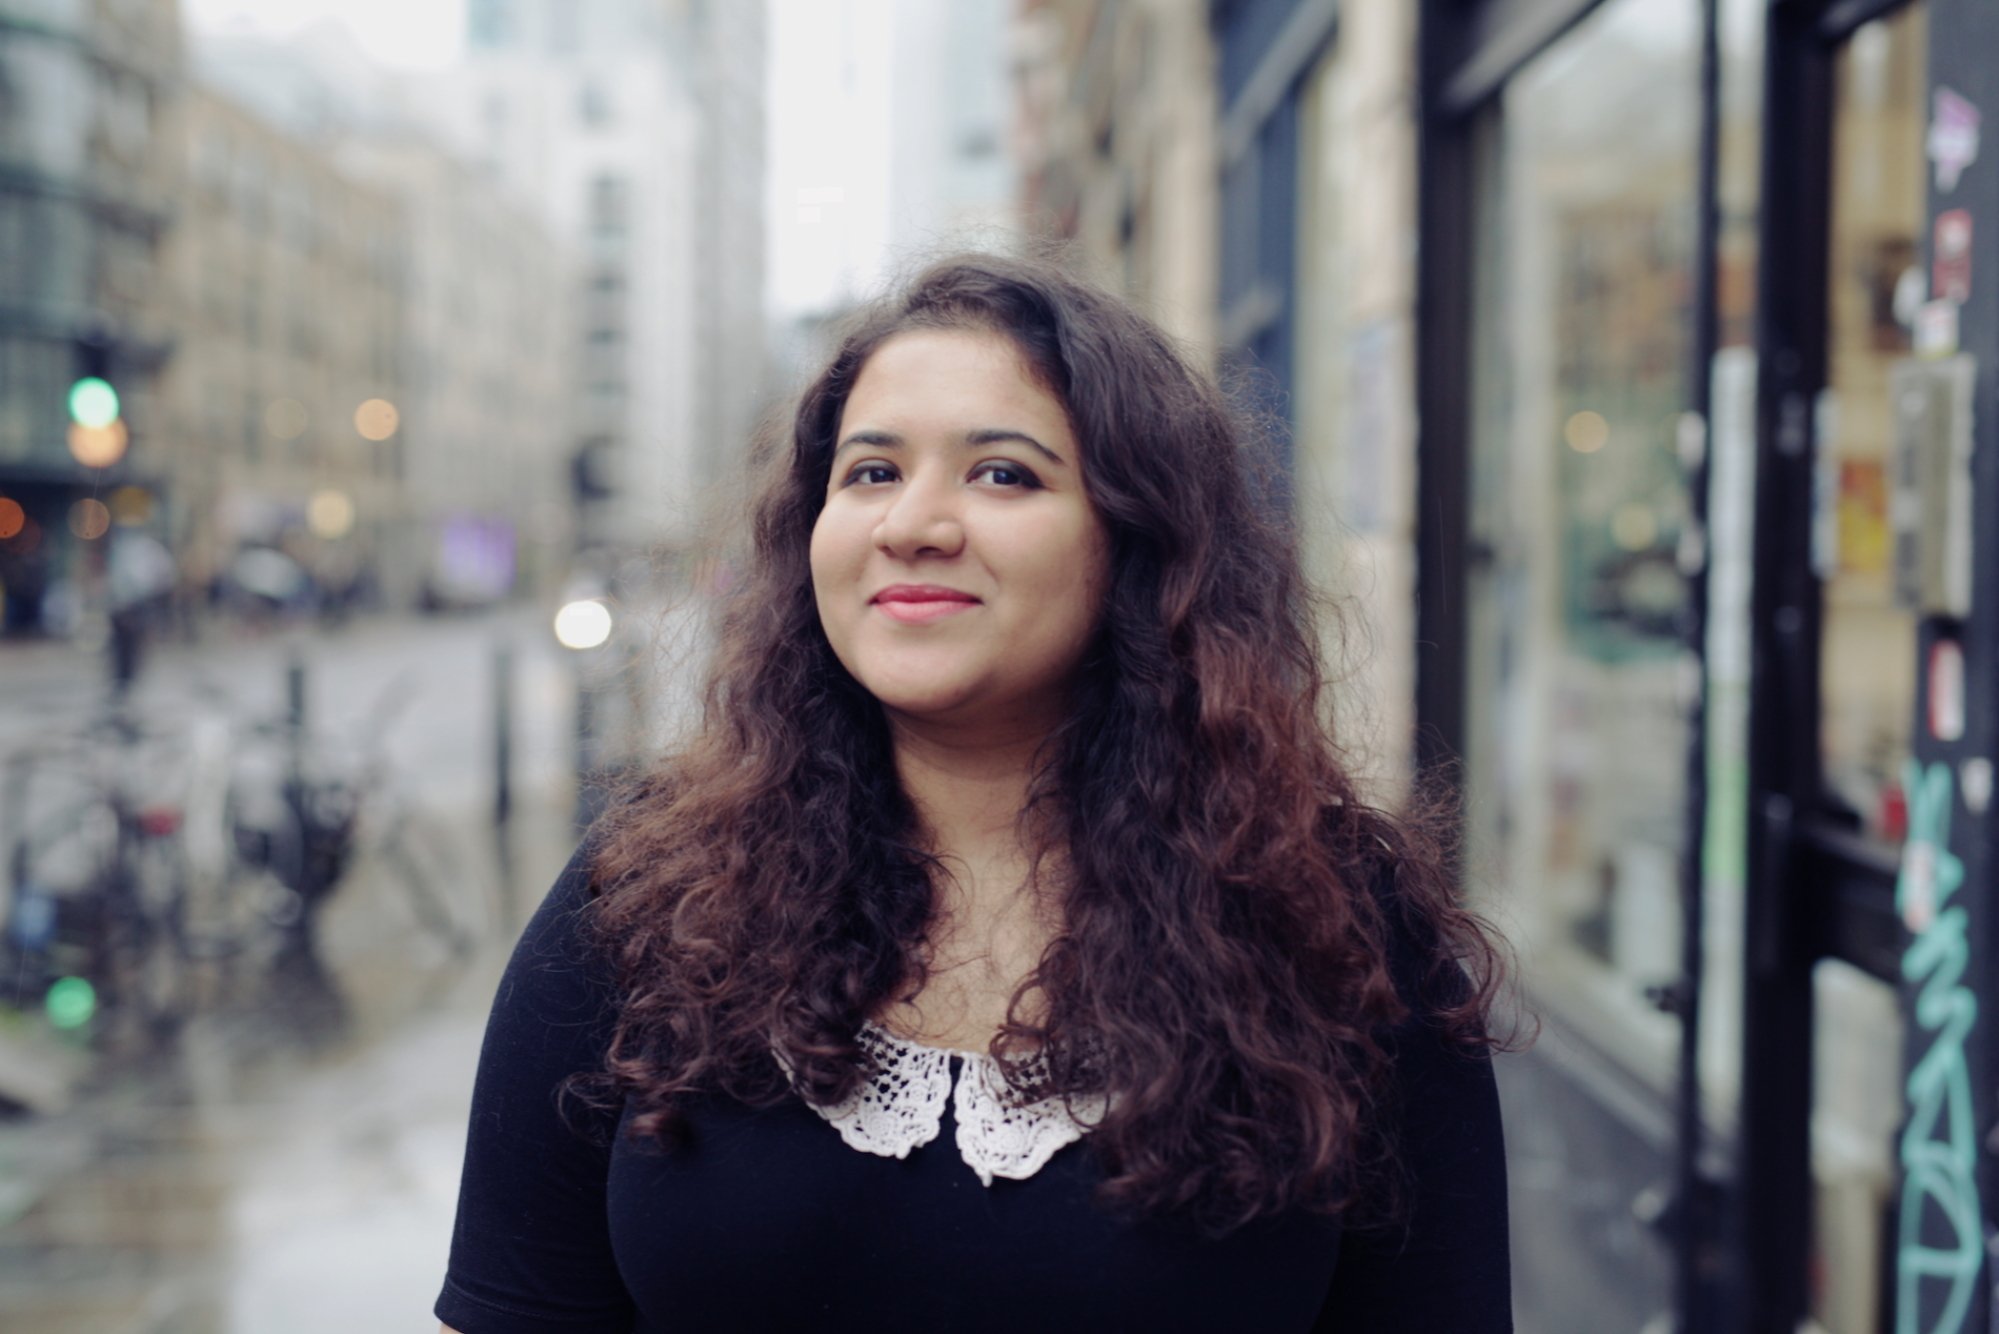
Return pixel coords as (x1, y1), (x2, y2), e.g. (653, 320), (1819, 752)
(1897, 758), (1981, 1334)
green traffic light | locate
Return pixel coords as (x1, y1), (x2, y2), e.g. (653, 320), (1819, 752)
(68, 377), (120, 429)
(45, 975), (96, 1029)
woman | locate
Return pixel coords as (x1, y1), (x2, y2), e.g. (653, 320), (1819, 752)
(437, 253), (1513, 1332)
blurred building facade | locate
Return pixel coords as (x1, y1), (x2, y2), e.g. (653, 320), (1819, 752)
(412, 0), (765, 559)
(1022, 0), (1999, 1331)
(0, 0), (182, 637)
(1015, 0), (1407, 793)
(189, 25), (577, 613)
(1015, 0), (1218, 353)
(157, 84), (407, 614)
(333, 137), (570, 609)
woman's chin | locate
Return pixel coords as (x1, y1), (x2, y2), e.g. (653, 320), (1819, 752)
(869, 683), (984, 722)
(856, 666), (1013, 724)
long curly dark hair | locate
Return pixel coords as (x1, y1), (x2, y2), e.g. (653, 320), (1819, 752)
(582, 251), (1507, 1235)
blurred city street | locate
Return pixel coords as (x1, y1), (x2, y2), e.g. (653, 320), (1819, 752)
(0, 607), (589, 1331)
(1, 607), (575, 809)
(4, 0), (1996, 1328)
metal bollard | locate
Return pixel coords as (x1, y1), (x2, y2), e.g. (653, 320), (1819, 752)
(572, 673), (596, 833)
(285, 651), (308, 779)
(492, 641), (514, 829)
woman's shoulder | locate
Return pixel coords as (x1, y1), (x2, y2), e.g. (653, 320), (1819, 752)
(523, 840), (608, 949)
(485, 841), (623, 1044)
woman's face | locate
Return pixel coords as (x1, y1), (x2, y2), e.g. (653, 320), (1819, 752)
(810, 328), (1110, 735)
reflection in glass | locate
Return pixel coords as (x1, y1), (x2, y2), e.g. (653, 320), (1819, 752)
(1806, 15), (1926, 1329)
(1464, 0), (1700, 1050)
(1820, 6), (1927, 846)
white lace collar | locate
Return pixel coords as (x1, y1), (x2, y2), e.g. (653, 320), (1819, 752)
(774, 1022), (1112, 1186)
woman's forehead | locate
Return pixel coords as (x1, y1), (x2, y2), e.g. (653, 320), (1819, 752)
(837, 330), (1074, 436)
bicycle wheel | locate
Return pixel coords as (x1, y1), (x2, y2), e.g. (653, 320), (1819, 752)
(3, 799), (117, 1020)
(187, 787), (307, 957)
(97, 831), (194, 1050)
(377, 810), (487, 962)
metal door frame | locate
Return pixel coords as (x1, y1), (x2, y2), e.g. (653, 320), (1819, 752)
(1416, 1), (1724, 1327)
(1735, 1), (1999, 1331)
(1421, 0), (1999, 1328)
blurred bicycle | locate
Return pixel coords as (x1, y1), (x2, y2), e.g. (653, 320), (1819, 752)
(191, 670), (490, 986)
(0, 673), (492, 1059)
(2, 708), (197, 1054)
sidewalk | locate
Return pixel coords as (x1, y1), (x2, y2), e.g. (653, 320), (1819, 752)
(1501, 1015), (1676, 1332)
(0, 780), (580, 1333)
(0, 602), (554, 709)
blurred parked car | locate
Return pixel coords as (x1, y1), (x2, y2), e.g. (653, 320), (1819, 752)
(217, 548), (315, 622)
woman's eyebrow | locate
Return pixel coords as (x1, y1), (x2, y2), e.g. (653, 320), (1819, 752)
(965, 428), (1067, 467)
(833, 429), (1069, 467)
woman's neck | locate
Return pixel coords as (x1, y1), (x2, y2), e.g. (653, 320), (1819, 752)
(882, 716), (1064, 1047)
(889, 719), (1043, 875)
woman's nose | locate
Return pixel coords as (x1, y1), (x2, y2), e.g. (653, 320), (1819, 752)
(873, 472), (965, 559)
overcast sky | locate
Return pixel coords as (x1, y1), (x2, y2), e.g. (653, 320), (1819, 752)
(182, 0), (466, 68)
(766, 0), (894, 317)
(182, 0), (890, 319)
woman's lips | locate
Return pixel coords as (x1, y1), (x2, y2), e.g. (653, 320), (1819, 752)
(873, 586), (979, 624)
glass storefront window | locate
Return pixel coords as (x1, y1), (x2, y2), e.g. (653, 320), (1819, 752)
(1819, 5), (1928, 846)
(1804, 12), (1926, 1330)
(1465, 0), (1702, 1060)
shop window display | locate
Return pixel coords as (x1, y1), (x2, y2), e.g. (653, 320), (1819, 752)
(1464, 0), (1700, 1059)
(1820, 7), (1927, 849)
(1805, 12), (1927, 1329)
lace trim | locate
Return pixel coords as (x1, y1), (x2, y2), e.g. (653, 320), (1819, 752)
(775, 1022), (1111, 1186)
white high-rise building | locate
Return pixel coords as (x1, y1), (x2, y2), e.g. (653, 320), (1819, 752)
(684, 0), (769, 497)
(411, 0), (766, 556)
(885, 0), (1014, 263)
(764, 0), (1014, 388)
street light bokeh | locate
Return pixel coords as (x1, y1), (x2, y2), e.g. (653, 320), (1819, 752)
(307, 489), (356, 539)
(67, 498), (110, 540)
(353, 397), (400, 441)
(66, 420), (128, 468)
(66, 376), (119, 430)
(553, 597), (613, 651)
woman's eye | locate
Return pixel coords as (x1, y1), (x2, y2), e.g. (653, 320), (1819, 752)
(844, 463), (898, 486)
(972, 461), (1039, 489)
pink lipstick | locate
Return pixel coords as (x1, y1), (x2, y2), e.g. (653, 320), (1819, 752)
(872, 585), (979, 624)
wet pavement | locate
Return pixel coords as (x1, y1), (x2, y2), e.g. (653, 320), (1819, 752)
(0, 790), (577, 1333)
(1499, 1035), (1676, 1333)
(0, 600), (711, 1328)
(0, 605), (608, 1332)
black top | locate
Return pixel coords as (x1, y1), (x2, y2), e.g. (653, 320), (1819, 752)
(436, 849), (1511, 1332)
